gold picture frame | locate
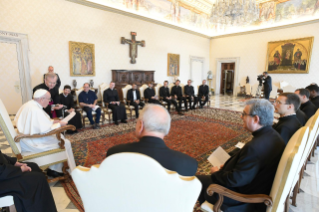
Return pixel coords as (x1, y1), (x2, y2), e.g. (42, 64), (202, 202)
(167, 53), (180, 76)
(69, 41), (95, 76)
(266, 37), (314, 74)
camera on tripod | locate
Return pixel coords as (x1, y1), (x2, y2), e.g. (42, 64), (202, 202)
(257, 75), (264, 86)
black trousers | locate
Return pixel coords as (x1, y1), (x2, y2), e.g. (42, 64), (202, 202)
(148, 99), (161, 105)
(199, 95), (209, 106)
(130, 101), (145, 118)
(109, 104), (127, 121)
(163, 98), (180, 112)
(186, 96), (198, 108)
(64, 111), (82, 132)
(176, 96), (188, 110)
(264, 89), (271, 100)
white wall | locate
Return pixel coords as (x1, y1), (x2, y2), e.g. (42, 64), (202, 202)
(210, 22), (319, 93)
(0, 0), (209, 93)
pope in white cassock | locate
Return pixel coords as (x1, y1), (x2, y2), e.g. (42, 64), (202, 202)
(14, 89), (76, 178)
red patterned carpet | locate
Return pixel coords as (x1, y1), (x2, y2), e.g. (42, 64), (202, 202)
(62, 108), (252, 212)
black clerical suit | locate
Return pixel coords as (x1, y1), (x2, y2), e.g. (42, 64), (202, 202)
(33, 83), (62, 118)
(296, 109), (308, 126)
(103, 88), (127, 122)
(198, 84), (209, 107)
(273, 115), (301, 145)
(159, 86), (180, 112)
(300, 100), (318, 119)
(171, 85), (188, 110)
(184, 85), (198, 109)
(0, 151), (57, 212)
(197, 126), (285, 212)
(106, 136), (198, 176)
(263, 76), (272, 100)
(311, 96), (319, 108)
(127, 88), (144, 118)
(144, 87), (160, 104)
(43, 73), (61, 89)
(59, 93), (82, 132)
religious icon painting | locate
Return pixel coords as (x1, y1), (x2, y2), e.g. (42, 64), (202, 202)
(167, 53), (180, 76)
(69, 41), (95, 76)
(266, 37), (314, 74)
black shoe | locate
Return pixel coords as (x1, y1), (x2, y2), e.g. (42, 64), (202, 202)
(178, 111), (184, 115)
(121, 120), (128, 123)
(47, 169), (64, 178)
(95, 124), (101, 129)
(114, 121), (119, 125)
(200, 105), (203, 109)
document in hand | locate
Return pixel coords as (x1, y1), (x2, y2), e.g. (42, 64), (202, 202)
(62, 111), (76, 123)
(93, 105), (100, 111)
(207, 146), (230, 167)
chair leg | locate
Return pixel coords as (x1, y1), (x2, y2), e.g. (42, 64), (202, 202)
(284, 194), (289, 212)
(83, 117), (86, 127)
(291, 181), (298, 207)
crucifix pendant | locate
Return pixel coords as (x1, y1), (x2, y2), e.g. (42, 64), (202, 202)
(121, 32), (145, 64)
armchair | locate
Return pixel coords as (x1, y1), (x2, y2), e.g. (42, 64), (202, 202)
(201, 126), (309, 212)
(121, 84), (133, 119)
(99, 83), (112, 124)
(0, 99), (75, 183)
(139, 84), (148, 103)
(72, 153), (202, 212)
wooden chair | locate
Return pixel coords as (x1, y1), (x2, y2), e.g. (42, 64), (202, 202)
(282, 85), (296, 93)
(99, 83), (112, 124)
(72, 153), (202, 212)
(76, 87), (106, 126)
(201, 126), (309, 212)
(244, 84), (252, 97)
(0, 99), (75, 183)
(269, 85), (278, 100)
(251, 83), (259, 98)
(0, 195), (14, 212)
(121, 84), (133, 119)
(139, 84), (148, 103)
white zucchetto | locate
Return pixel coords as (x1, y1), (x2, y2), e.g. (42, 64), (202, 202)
(33, 89), (48, 98)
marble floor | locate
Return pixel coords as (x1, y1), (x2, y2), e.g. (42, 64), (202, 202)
(1, 95), (318, 212)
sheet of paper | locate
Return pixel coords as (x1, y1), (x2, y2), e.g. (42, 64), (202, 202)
(93, 105), (100, 111)
(62, 111), (76, 123)
(207, 146), (230, 167)
(235, 142), (245, 149)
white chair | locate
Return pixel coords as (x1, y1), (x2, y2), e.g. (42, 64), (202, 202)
(72, 153), (202, 212)
(99, 83), (112, 124)
(76, 87), (106, 126)
(121, 84), (133, 119)
(251, 83), (259, 98)
(0, 99), (75, 183)
(0, 196), (14, 212)
(201, 126), (309, 212)
(282, 85), (296, 93)
(245, 84), (252, 97)
(269, 85), (278, 100)
(280, 81), (289, 89)
(139, 84), (148, 102)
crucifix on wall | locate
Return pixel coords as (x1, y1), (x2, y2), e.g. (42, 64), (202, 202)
(121, 32), (145, 64)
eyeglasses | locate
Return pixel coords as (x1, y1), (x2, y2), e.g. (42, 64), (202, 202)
(274, 100), (287, 105)
(241, 111), (255, 117)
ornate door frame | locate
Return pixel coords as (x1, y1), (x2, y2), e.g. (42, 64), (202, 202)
(0, 30), (32, 103)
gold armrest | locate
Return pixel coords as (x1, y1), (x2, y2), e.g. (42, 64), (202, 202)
(207, 184), (272, 212)
(14, 125), (76, 149)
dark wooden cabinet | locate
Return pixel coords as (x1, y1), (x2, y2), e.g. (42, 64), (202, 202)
(112, 70), (155, 100)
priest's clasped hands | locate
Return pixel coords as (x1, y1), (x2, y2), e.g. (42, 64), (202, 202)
(210, 164), (224, 174)
(110, 101), (120, 105)
(15, 161), (32, 172)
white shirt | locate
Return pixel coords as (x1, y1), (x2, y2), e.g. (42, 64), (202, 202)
(133, 90), (137, 101)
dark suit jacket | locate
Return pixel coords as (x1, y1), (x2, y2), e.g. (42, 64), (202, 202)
(159, 86), (170, 99)
(210, 126), (285, 211)
(198, 85), (209, 97)
(171, 86), (183, 97)
(263, 76), (272, 92)
(184, 85), (195, 96)
(106, 136), (198, 176)
(144, 88), (155, 100)
(296, 109), (308, 126)
(300, 100), (317, 119)
(103, 88), (119, 104)
(127, 89), (141, 103)
(311, 96), (319, 108)
(273, 115), (301, 145)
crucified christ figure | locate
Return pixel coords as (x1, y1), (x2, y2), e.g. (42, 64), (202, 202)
(121, 32), (145, 64)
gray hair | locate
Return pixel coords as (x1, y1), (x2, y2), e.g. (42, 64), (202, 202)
(139, 104), (171, 135)
(45, 72), (57, 80)
(245, 99), (274, 126)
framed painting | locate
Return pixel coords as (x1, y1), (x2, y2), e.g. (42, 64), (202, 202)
(69, 41), (95, 76)
(266, 37), (314, 74)
(167, 53), (180, 76)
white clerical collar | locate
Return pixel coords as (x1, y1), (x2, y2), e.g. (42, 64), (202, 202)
(63, 93), (68, 97)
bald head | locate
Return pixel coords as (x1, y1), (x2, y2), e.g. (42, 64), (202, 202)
(136, 104), (171, 138)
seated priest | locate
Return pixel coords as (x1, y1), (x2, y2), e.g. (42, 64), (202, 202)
(160, 80), (183, 115)
(0, 150), (57, 212)
(144, 82), (161, 104)
(306, 84), (319, 108)
(295, 88), (318, 119)
(273, 93), (302, 144)
(78, 83), (101, 129)
(127, 83), (144, 118)
(103, 81), (127, 125)
(43, 65), (61, 89)
(184, 79), (198, 110)
(106, 104), (198, 176)
(59, 85), (82, 134)
(198, 79), (209, 108)
(197, 99), (285, 212)
(14, 89), (76, 178)
(171, 79), (188, 111)
(33, 72), (63, 118)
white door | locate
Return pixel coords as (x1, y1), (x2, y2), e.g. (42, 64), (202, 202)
(190, 60), (204, 95)
(0, 42), (23, 114)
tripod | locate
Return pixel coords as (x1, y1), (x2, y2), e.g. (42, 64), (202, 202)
(256, 85), (263, 98)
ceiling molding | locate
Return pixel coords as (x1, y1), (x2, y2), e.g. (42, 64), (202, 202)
(210, 19), (319, 40)
(66, 0), (211, 39)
